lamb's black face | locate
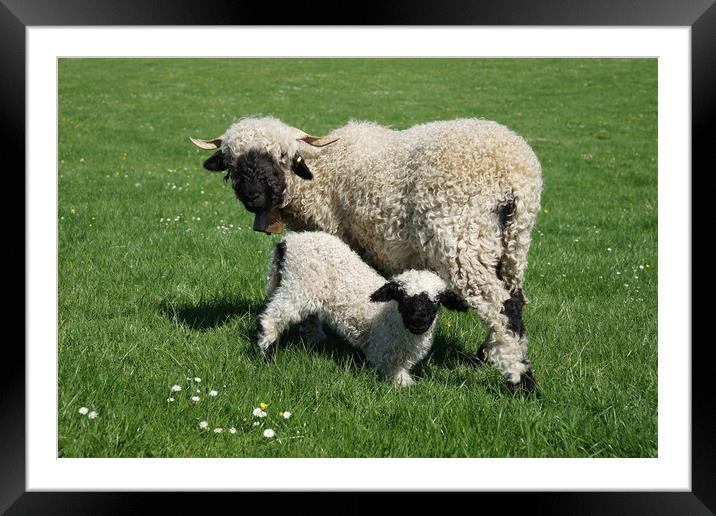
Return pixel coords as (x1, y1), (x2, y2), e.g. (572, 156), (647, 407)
(398, 293), (439, 335)
(370, 281), (470, 335)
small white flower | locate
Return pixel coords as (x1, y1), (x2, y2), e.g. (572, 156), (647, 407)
(253, 408), (267, 418)
(199, 421), (209, 429)
(263, 429), (275, 438)
(88, 411), (98, 419)
(252, 421), (261, 427)
(209, 390), (218, 397)
(196, 389), (201, 393)
(282, 411), (292, 419)
(167, 397), (175, 402)
(229, 427), (237, 434)
(191, 395), (200, 403)
(607, 247), (612, 252)
(194, 377), (201, 383)
(639, 265), (645, 270)
(79, 407), (89, 415)
(170, 385), (182, 392)
(213, 427), (223, 433)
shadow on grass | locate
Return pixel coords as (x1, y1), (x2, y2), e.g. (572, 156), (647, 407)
(159, 297), (263, 331)
(159, 297), (514, 390)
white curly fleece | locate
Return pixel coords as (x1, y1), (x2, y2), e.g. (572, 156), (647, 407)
(213, 116), (542, 388)
(257, 231), (451, 387)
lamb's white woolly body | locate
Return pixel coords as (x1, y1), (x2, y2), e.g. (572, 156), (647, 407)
(257, 232), (449, 387)
(216, 117), (542, 389)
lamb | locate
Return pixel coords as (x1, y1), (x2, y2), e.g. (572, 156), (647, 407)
(191, 116), (542, 392)
(256, 231), (469, 387)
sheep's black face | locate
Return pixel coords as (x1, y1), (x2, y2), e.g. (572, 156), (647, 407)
(225, 149), (286, 214)
(398, 293), (439, 335)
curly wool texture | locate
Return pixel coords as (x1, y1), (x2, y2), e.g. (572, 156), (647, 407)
(257, 231), (452, 387)
(219, 117), (542, 387)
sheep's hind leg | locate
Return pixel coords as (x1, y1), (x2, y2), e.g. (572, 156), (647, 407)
(466, 284), (534, 392)
(436, 223), (536, 393)
(256, 291), (303, 359)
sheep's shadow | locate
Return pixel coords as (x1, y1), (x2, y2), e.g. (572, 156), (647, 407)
(160, 297), (263, 331)
(413, 332), (485, 372)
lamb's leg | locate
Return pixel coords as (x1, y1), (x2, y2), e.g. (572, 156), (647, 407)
(256, 290), (303, 359)
(363, 343), (415, 387)
(299, 315), (327, 345)
(390, 368), (414, 388)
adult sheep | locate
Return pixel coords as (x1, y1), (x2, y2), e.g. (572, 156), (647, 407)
(191, 117), (542, 392)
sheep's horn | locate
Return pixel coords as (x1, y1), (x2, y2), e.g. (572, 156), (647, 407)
(189, 136), (224, 150)
(297, 135), (339, 147)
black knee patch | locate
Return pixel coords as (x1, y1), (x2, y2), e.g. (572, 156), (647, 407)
(502, 289), (526, 336)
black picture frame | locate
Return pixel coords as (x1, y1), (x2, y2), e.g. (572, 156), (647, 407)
(5, 0), (711, 513)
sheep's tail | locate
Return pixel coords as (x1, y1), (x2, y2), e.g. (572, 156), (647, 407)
(496, 189), (540, 299)
(266, 239), (287, 296)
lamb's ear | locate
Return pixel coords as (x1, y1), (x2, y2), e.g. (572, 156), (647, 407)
(438, 291), (469, 312)
(291, 154), (313, 180)
(203, 150), (227, 172)
(370, 282), (404, 303)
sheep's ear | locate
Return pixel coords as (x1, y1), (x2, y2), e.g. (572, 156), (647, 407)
(291, 154), (313, 180)
(438, 291), (469, 312)
(370, 282), (403, 303)
(190, 136), (224, 150)
(203, 150), (227, 172)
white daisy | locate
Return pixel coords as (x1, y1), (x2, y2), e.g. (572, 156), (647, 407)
(213, 427), (223, 433)
(167, 397), (175, 402)
(194, 377), (201, 383)
(209, 390), (218, 397)
(263, 429), (275, 438)
(229, 427), (237, 434)
(252, 421), (261, 427)
(88, 411), (98, 419)
(253, 408), (267, 418)
(199, 421), (209, 430)
(78, 407), (89, 415)
(191, 395), (200, 403)
(282, 411), (292, 420)
(170, 385), (182, 392)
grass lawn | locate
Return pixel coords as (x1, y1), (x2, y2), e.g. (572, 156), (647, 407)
(58, 58), (657, 457)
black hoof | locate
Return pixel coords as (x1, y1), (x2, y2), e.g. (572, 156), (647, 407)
(474, 343), (489, 365)
(507, 369), (537, 395)
(262, 343), (275, 361)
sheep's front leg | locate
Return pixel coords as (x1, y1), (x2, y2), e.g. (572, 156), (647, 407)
(256, 291), (303, 359)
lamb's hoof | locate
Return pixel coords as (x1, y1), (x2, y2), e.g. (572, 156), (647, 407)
(473, 343), (489, 365)
(392, 371), (414, 388)
(261, 342), (275, 361)
(507, 369), (537, 395)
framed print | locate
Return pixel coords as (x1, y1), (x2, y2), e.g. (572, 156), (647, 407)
(6, 0), (713, 512)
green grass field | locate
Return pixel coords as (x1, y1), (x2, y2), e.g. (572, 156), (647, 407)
(58, 58), (657, 457)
